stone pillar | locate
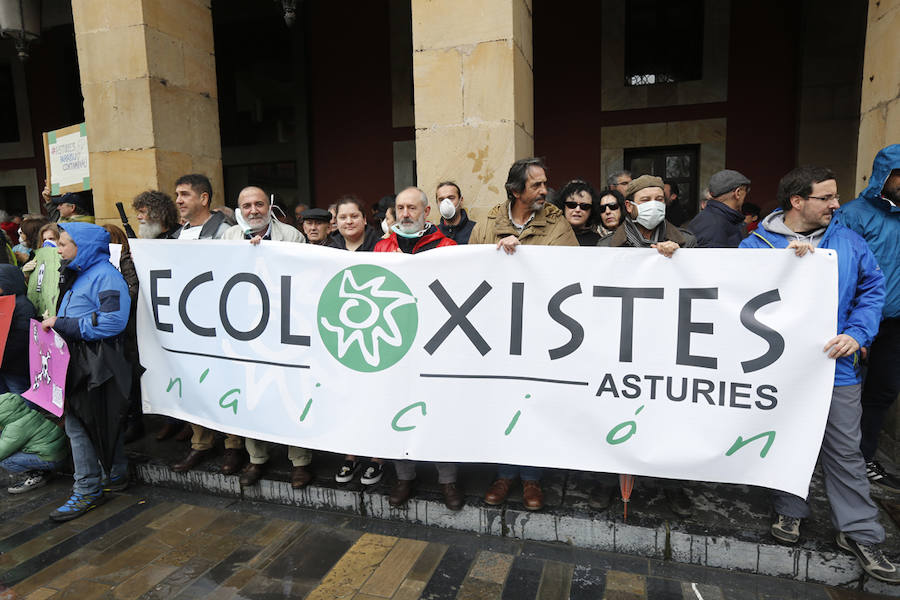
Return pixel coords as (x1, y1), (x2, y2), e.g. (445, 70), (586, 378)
(411, 0), (533, 221)
(855, 0), (900, 196)
(856, 0), (900, 463)
(71, 0), (223, 225)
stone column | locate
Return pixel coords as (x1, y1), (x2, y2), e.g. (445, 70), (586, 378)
(856, 0), (900, 463)
(411, 0), (533, 221)
(855, 0), (900, 195)
(71, 0), (223, 225)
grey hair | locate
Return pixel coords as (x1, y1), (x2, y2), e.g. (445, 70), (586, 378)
(607, 170), (632, 188)
(399, 186), (428, 208)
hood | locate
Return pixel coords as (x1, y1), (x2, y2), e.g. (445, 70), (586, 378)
(760, 208), (827, 245)
(0, 263), (26, 296)
(59, 222), (111, 272)
(860, 144), (900, 207)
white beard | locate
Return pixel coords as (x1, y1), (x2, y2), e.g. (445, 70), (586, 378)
(138, 221), (164, 239)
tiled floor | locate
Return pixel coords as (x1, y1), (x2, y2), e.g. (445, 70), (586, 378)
(0, 480), (891, 599)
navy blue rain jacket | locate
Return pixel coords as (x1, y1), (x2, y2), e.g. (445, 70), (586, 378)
(739, 213), (884, 386)
(833, 144), (900, 318)
(55, 223), (130, 342)
(687, 200), (745, 248)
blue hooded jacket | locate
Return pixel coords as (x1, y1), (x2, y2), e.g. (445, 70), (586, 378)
(833, 144), (900, 318)
(739, 211), (884, 386)
(55, 223), (130, 341)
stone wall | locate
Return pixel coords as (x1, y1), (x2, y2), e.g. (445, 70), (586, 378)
(856, 0), (900, 196)
(412, 0), (534, 222)
(72, 0), (223, 224)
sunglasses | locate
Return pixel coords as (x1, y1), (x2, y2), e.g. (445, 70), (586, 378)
(600, 203), (620, 213)
(565, 201), (592, 211)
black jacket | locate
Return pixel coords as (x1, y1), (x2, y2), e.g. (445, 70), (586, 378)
(329, 226), (382, 252)
(687, 200), (746, 248)
(0, 264), (37, 378)
(439, 209), (477, 244)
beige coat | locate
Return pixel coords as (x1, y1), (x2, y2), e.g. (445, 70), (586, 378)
(469, 201), (578, 247)
(223, 218), (305, 243)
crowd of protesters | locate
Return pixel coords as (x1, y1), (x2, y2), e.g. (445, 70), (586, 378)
(0, 144), (899, 582)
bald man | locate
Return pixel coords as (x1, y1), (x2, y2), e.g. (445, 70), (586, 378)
(223, 186), (305, 243)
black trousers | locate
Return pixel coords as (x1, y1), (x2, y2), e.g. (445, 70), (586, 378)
(860, 317), (900, 460)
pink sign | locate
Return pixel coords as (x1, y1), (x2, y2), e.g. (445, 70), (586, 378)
(22, 318), (69, 417)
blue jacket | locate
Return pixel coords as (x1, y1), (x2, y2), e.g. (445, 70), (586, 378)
(687, 200), (746, 248)
(833, 144), (900, 318)
(739, 213), (884, 385)
(55, 223), (130, 341)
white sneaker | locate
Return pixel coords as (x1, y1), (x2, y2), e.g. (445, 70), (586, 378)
(8, 471), (49, 495)
(770, 514), (800, 544)
(836, 532), (900, 583)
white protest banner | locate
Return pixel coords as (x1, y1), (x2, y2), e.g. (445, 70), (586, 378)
(43, 123), (90, 195)
(131, 241), (837, 497)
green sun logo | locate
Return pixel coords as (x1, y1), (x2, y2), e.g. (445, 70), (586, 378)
(317, 264), (418, 372)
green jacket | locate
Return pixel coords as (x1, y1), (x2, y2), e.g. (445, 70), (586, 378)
(27, 246), (61, 318)
(0, 393), (68, 463)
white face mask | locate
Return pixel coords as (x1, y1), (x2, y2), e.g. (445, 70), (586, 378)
(381, 219), (389, 234)
(634, 201), (666, 230)
(439, 198), (456, 220)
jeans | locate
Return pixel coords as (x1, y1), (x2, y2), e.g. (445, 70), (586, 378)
(0, 451), (61, 473)
(496, 464), (542, 482)
(66, 412), (127, 496)
(0, 373), (31, 395)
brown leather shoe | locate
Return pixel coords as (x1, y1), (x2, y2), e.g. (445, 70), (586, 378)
(239, 463), (264, 487)
(171, 449), (210, 473)
(174, 423), (192, 442)
(155, 421), (179, 441)
(291, 465), (312, 489)
(484, 478), (513, 506)
(389, 479), (415, 507)
(221, 448), (244, 475)
(442, 482), (464, 511)
(522, 480), (543, 511)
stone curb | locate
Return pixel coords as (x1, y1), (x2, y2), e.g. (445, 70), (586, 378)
(132, 462), (900, 596)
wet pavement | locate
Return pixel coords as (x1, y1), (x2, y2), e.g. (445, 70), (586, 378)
(0, 480), (893, 599)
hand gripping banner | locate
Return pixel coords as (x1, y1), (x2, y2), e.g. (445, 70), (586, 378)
(131, 241), (838, 497)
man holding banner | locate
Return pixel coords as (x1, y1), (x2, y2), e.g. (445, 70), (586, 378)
(741, 166), (899, 583)
(170, 174), (244, 475)
(375, 186), (461, 509)
(222, 186), (314, 489)
(470, 157), (577, 511)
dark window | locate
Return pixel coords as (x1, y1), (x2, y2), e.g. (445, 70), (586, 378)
(624, 144), (700, 217)
(0, 64), (21, 143)
(0, 186), (28, 216)
(625, 0), (704, 86)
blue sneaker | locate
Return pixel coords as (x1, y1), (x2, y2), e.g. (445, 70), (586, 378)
(49, 491), (105, 522)
(102, 474), (129, 493)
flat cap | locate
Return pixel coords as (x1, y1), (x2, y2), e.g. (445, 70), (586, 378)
(708, 170), (751, 197)
(624, 175), (664, 199)
(301, 207), (332, 221)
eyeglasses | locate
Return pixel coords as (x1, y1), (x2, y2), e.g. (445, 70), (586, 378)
(565, 201), (592, 211)
(807, 194), (840, 203)
(599, 203), (619, 213)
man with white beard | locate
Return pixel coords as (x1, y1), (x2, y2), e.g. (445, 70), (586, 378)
(132, 190), (180, 239)
(222, 186), (313, 488)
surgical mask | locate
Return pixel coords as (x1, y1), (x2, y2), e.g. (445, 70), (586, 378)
(634, 201), (666, 230)
(391, 223), (426, 239)
(381, 219), (389, 234)
(439, 198), (456, 220)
